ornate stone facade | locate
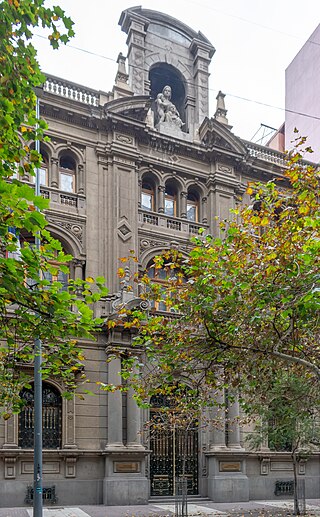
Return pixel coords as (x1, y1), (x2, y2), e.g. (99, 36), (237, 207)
(1, 6), (319, 508)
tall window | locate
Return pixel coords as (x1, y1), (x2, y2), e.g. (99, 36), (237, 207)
(187, 191), (199, 222)
(165, 185), (176, 216)
(19, 382), (62, 449)
(60, 156), (76, 193)
(30, 152), (49, 186)
(141, 182), (155, 211)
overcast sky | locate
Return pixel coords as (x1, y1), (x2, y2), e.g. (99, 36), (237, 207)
(33, 0), (320, 142)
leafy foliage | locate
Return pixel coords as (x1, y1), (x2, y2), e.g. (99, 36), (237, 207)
(0, 0), (107, 417)
(117, 139), (320, 402)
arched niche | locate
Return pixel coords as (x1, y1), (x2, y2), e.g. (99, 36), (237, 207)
(149, 63), (186, 128)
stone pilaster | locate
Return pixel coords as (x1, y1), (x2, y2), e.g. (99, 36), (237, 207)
(77, 163), (85, 195)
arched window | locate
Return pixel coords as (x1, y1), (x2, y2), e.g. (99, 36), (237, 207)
(42, 250), (69, 291)
(19, 382), (62, 449)
(147, 265), (169, 312)
(187, 190), (200, 222)
(165, 184), (177, 217)
(21, 236), (70, 291)
(141, 181), (155, 211)
(59, 155), (76, 193)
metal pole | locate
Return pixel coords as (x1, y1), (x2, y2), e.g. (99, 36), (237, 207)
(34, 95), (43, 517)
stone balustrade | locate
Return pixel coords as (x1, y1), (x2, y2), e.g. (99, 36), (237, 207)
(139, 209), (206, 235)
(43, 75), (99, 107)
(244, 141), (287, 167)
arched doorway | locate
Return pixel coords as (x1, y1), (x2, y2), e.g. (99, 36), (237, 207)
(149, 393), (198, 497)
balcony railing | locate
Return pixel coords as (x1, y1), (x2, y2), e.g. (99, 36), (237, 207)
(43, 75), (99, 107)
(139, 210), (206, 235)
(244, 141), (287, 168)
(39, 186), (85, 210)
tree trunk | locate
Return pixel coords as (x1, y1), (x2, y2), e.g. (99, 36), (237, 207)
(292, 451), (300, 515)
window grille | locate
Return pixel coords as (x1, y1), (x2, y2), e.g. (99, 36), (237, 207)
(19, 383), (62, 449)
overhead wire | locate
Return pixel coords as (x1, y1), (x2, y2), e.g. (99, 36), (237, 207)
(32, 5), (320, 124)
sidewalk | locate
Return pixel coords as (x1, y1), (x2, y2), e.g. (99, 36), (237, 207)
(1, 500), (320, 517)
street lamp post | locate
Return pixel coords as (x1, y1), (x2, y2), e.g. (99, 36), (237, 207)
(33, 94), (43, 517)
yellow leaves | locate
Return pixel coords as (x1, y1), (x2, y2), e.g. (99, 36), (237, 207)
(246, 187), (254, 196)
(85, 276), (94, 283)
(298, 205), (310, 215)
(21, 126), (27, 133)
(260, 217), (269, 226)
(118, 268), (125, 278)
(107, 320), (116, 329)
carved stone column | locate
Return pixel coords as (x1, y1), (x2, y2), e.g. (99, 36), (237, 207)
(72, 258), (85, 281)
(50, 157), (59, 188)
(106, 354), (123, 448)
(77, 164), (84, 195)
(158, 185), (165, 213)
(209, 388), (227, 450)
(127, 366), (144, 449)
(180, 191), (187, 219)
(227, 393), (243, 449)
(202, 196), (208, 224)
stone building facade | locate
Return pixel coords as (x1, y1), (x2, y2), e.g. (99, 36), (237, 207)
(1, 6), (319, 507)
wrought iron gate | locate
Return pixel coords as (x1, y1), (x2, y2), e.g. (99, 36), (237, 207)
(150, 395), (198, 497)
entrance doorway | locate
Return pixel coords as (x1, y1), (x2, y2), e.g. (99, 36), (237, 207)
(149, 394), (198, 497)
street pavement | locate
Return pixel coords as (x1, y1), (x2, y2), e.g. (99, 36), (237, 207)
(1, 500), (320, 517)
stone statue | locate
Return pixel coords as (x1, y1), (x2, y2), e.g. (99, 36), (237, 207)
(155, 85), (183, 130)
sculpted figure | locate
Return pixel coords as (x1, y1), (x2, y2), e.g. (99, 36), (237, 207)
(165, 103), (184, 128)
(155, 85), (182, 127)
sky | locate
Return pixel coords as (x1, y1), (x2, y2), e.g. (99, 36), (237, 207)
(33, 0), (320, 142)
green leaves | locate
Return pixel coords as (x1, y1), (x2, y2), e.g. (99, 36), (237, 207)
(119, 139), (320, 414)
(0, 0), (110, 418)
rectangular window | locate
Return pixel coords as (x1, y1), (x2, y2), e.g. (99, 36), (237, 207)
(142, 192), (153, 211)
(187, 203), (197, 222)
(165, 196), (175, 216)
(60, 170), (74, 192)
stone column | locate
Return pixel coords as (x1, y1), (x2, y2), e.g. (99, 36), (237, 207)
(50, 157), (59, 188)
(158, 185), (165, 213)
(180, 191), (187, 219)
(202, 196), (208, 224)
(106, 355), (123, 448)
(127, 384), (144, 449)
(77, 164), (85, 195)
(227, 393), (243, 449)
(72, 258), (85, 281)
(209, 388), (227, 450)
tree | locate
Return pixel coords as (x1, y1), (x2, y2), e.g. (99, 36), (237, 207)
(119, 137), (320, 401)
(0, 0), (107, 418)
(244, 369), (320, 515)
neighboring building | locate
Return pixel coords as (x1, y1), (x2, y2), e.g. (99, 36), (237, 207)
(1, 6), (319, 508)
(285, 24), (320, 160)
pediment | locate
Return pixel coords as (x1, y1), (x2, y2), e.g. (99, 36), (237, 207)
(199, 117), (247, 156)
(104, 95), (151, 122)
